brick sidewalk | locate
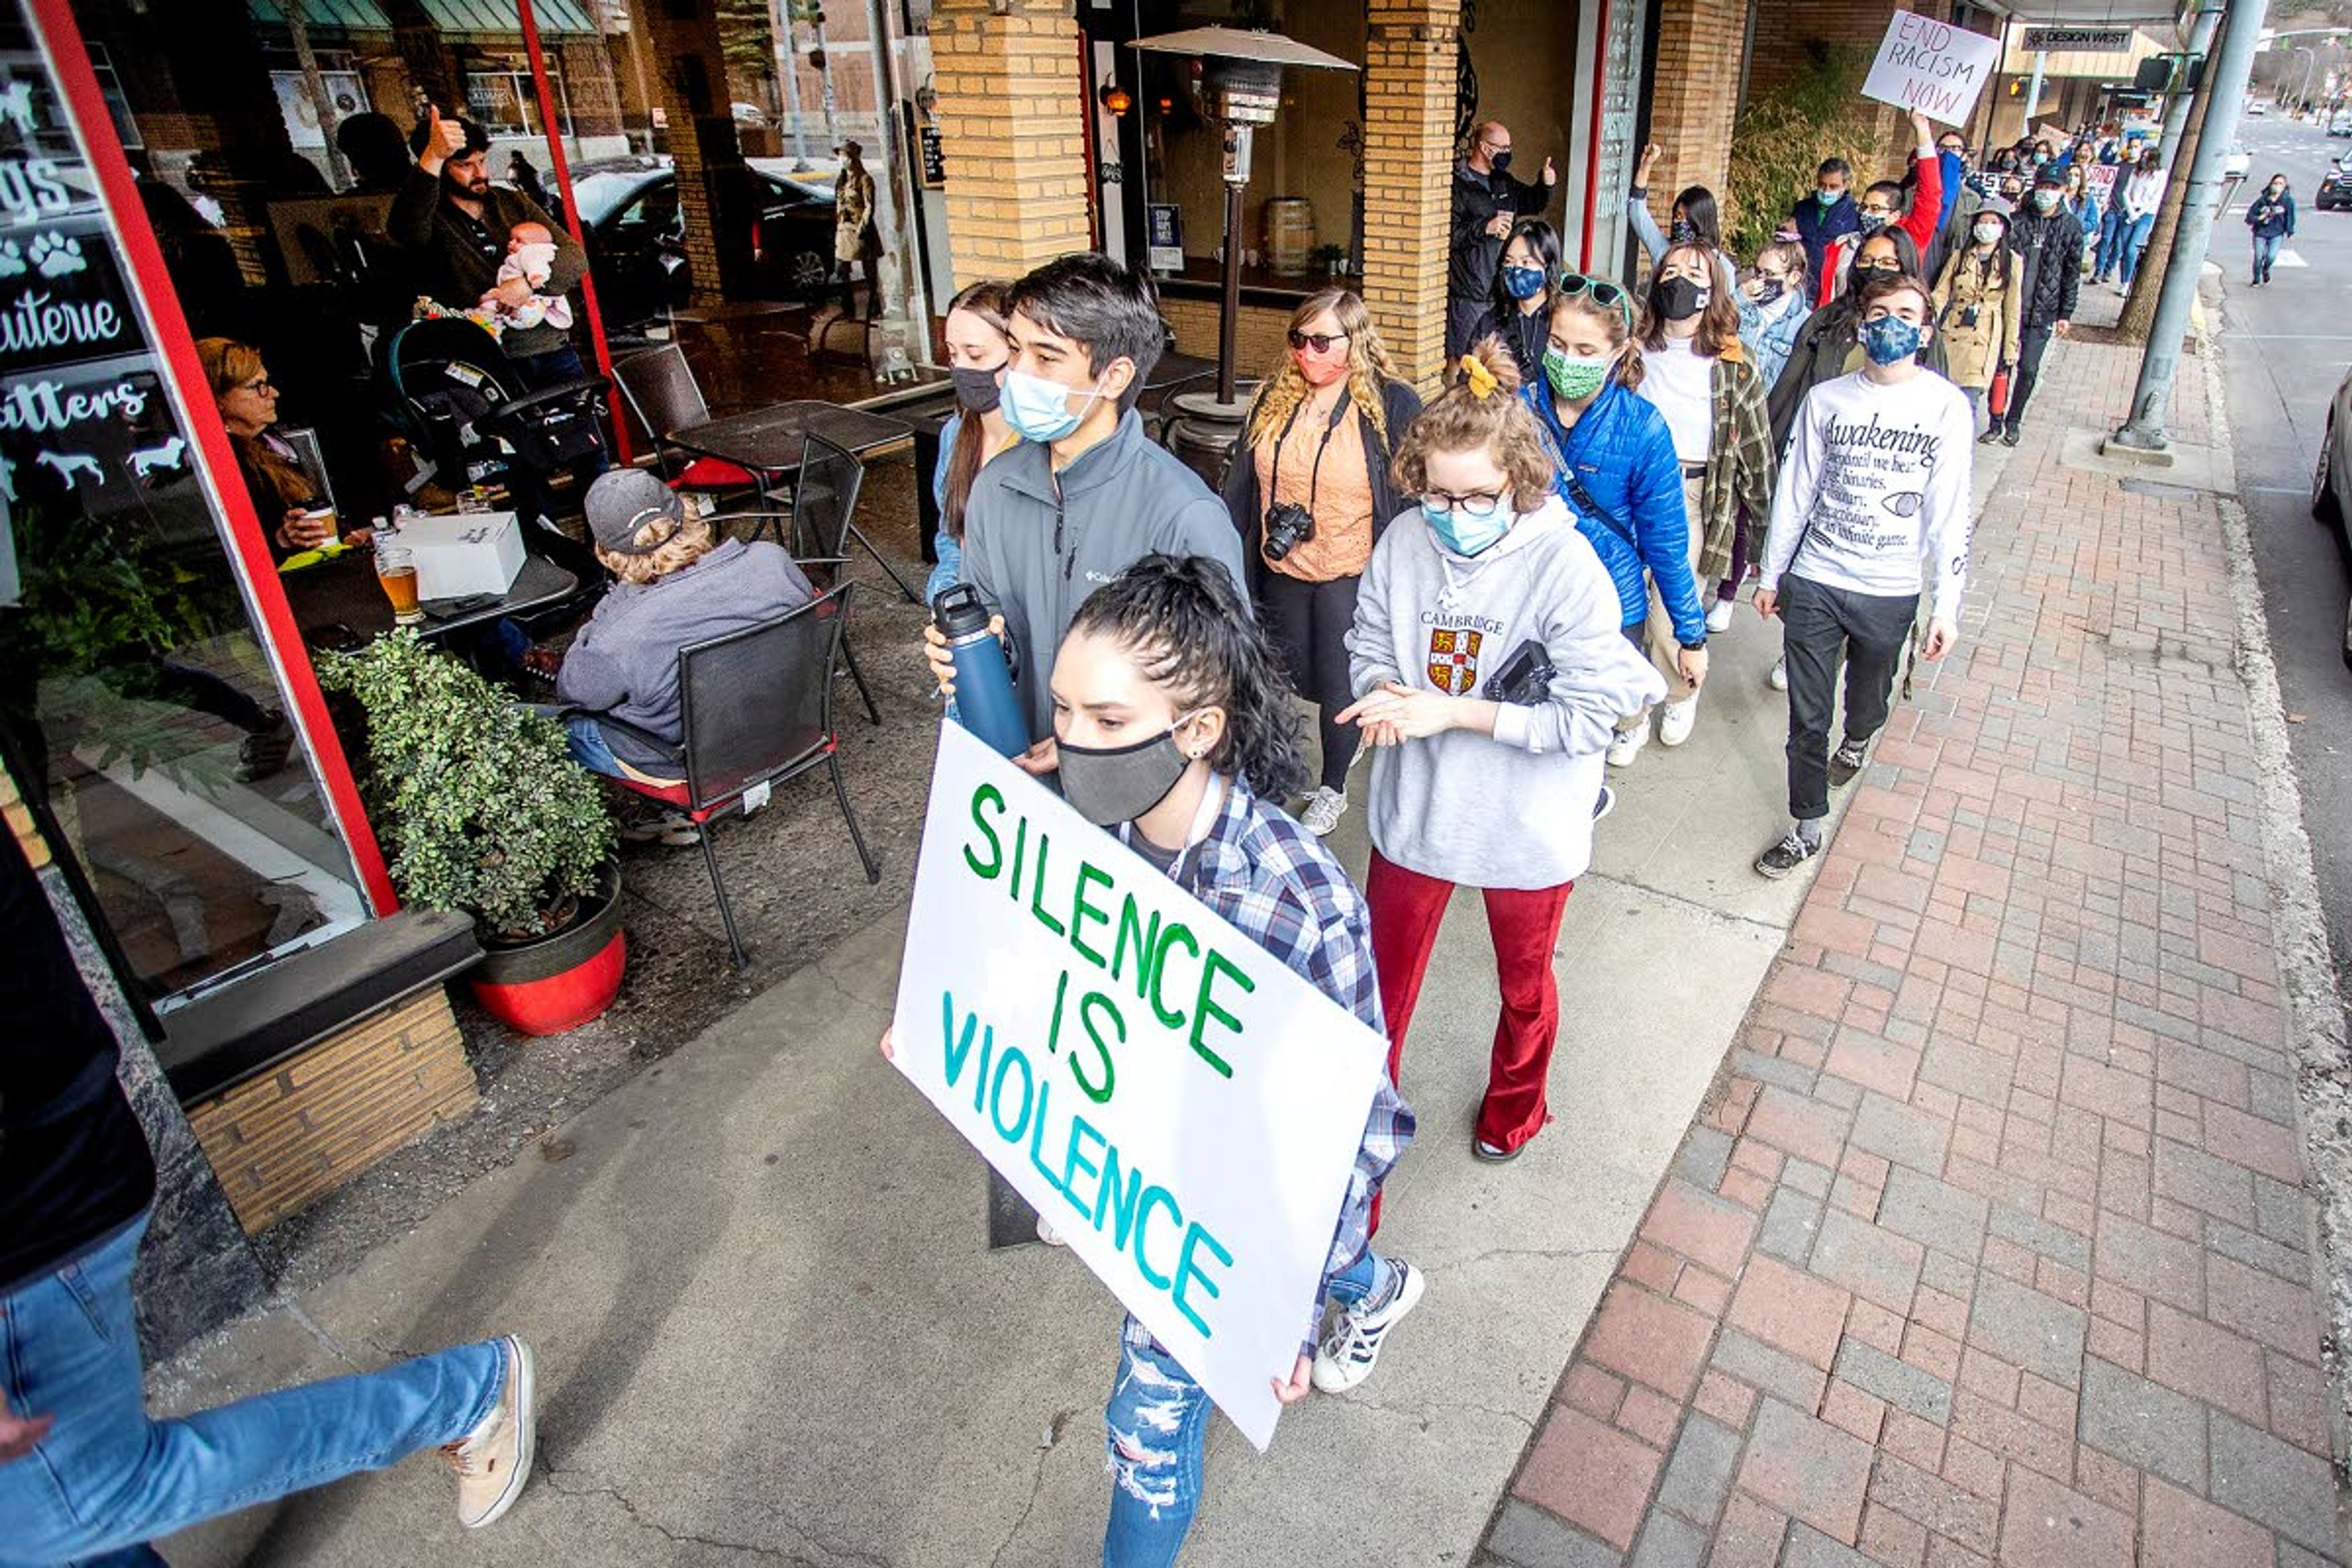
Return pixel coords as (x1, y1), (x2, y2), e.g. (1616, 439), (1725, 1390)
(1479, 333), (2348, 1568)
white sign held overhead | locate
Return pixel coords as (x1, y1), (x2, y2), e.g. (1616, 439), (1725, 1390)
(888, 721), (1390, 1452)
(1861, 12), (2002, 126)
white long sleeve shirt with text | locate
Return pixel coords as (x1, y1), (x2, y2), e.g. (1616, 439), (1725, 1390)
(1759, 369), (1974, 624)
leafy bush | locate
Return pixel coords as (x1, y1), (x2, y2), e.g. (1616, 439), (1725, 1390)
(1723, 48), (1887, 265)
(320, 631), (615, 941)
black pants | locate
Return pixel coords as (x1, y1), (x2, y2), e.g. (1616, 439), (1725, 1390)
(2003, 322), (2054, 434)
(1781, 574), (1917, 821)
(1258, 569), (1362, 791)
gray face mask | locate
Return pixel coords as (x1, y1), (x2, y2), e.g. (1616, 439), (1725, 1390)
(1056, 714), (1202, 827)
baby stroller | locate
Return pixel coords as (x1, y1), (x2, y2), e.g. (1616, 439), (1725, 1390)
(383, 316), (608, 622)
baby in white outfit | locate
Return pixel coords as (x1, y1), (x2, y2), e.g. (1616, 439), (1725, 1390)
(475, 221), (574, 334)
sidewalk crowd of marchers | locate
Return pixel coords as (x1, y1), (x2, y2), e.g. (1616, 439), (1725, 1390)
(11, 85), (2350, 1568)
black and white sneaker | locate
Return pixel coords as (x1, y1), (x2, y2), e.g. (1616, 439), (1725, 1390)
(1592, 785), (1616, 823)
(1828, 738), (1870, 788)
(1311, 1261), (1426, 1393)
(1754, 829), (1821, 880)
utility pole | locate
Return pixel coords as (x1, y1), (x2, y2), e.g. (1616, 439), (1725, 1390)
(2114, 4), (2222, 345)
(2111, 0), (2271, 454)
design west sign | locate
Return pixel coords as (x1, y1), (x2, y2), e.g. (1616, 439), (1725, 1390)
(2022, 26), (2135, 52)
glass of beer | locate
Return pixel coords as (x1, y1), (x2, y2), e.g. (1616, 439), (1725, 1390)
(375, 540), (424, 626)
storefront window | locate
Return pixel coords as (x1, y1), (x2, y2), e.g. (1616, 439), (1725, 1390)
(1, 16), (370, 1003)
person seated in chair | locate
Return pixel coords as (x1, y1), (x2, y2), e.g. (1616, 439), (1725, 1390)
(555, 470), (813, 843)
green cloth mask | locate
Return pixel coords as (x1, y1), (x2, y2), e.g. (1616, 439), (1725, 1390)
(1544, 346), (1610, 402)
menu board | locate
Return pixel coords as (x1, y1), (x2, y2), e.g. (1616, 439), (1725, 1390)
(0, 37), (215, 598)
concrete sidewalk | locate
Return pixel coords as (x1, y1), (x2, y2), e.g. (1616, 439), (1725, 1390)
(153, 417), (2008, 1568)
(1478, 315), (2352, 1567)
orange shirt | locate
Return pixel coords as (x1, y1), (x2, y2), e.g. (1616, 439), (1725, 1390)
(1253, 394), (1376, 582)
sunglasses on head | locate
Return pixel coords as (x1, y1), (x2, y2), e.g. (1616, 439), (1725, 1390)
(1287, 329), (1349, 354)
(1557, 271), (1635, 330)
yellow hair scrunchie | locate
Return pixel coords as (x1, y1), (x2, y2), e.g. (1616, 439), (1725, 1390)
(1458, 355), (1499, 399)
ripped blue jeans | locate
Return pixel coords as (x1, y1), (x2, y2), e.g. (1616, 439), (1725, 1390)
(1101, 1250), (1389, 1567)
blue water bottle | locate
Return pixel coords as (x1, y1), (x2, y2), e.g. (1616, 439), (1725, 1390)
(933, 584), (1030, 758)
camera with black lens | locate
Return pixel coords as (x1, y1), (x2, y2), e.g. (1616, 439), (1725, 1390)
(1262, 501), (1316, 562)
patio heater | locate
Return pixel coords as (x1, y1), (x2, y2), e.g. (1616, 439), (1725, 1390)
(1131, 27), (1356, 476)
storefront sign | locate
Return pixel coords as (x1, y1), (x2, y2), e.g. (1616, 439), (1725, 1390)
(889, 722), (1388, 1452)
(2022, 27), (2133, 53)
(1861, 13), (2001, 126)
(1146, 202), (1184, 272)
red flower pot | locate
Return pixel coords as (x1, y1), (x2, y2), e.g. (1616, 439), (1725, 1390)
(469, 864), (627, 1036)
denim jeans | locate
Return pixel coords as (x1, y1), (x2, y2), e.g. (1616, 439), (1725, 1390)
(0, 1214), (507, 1567)
(2094, 206), (2132, 277)
(561, 713), (628, 779)
(1101, 1250), (1392, 1567)
(2253, 232), (2282, 279)
(2117, 214), (2155, 286)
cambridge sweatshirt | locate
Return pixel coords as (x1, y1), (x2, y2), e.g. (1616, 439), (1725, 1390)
(1759, 370), (1974, 624)
(1346, 496), (1665, 891)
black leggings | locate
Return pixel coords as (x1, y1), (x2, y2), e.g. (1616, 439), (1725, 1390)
(1258, 569), (1361, 792)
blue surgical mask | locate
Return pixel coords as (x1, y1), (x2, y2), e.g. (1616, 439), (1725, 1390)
(1001, 368), (1102, 443)
(1501, 265), (1547, 301)
(1860, 315), (1924, 366)
(1422, 497), (1511, 557)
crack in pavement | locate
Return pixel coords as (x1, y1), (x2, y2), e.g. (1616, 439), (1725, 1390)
(988, 1406), (1077, 1568)
(1416, 1244), (1624, 1273)
(541, 1466), (889, 1567)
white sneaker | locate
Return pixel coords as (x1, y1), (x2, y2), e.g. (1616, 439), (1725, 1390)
(1768, 655), (1788, 692)
(1036, 1214), (1068, 1248)
(1311, 1261), (1426, 1393)
(1658, 695), (1699, 747)
(1299, 786), (1348, 837)
(1607, 723), (1649, 768)
(1705, 598), (1736, 633)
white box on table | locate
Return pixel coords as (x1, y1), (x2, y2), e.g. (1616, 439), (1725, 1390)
(399, 511), (527, 600)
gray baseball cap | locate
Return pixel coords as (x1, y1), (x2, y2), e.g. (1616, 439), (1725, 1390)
(583, 468), (685, 554)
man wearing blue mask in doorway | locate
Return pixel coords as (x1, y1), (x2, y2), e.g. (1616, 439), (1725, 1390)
(1447, 120), (1558, 359)
(919, 252), (1250, 774)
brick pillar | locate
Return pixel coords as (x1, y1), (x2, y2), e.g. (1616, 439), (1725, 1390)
(643, 6), (745, 306)
(930, 0), (1091, 288)
(1361, 0), (1461, 394)
(1644, 0), (1748, 218)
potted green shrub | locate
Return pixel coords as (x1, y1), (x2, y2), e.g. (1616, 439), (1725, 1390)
(320, 630), (625, 1035)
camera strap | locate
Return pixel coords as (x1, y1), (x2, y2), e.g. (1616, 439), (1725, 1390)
(1267, 389), (1352, 522)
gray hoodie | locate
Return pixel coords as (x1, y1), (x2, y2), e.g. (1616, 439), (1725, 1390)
(1347, 496), (1664, 889)
(963, 408), (1248, 742)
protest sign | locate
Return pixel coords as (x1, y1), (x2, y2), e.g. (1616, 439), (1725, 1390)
(889, 720), (1389, 1451)
(1861, 12), (2000, 126)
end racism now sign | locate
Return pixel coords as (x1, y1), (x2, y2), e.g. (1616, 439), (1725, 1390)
(1861, 12), (2001, 126)
(888, 720), (1389, 1451)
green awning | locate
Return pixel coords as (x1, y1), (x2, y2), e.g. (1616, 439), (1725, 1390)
(247, 0), (601, 35)
(247, 0), (396, 28)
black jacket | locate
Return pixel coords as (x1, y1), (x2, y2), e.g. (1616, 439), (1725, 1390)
(1220, 379), (1423, 595)
(1465, 300), (1551, 387)
(1449, 163), (1553, 304)
(2008, 207), (2083, 330)
(1767, 297), (1951, 453)
(388, 165), (587, 359)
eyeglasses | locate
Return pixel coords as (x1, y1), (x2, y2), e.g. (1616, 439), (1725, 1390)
(1425, 489), (1507, 519)
(1557, 271), (1634, 330)
(1287, 330), (1349, 353)
(238, 377), (276, 395)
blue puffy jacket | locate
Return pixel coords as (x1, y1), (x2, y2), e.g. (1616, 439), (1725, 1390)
(1523, 375), (1705, 646)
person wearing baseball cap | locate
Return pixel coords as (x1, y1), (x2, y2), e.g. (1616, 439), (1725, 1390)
(551, 469), (815, 842)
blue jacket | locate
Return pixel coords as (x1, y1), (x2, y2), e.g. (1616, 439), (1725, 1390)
(927, 411), (965, 604)
(2247, 190), (2296, 239)
(1521, 375), (1706, 645)
(1791, 190), (1860, 287)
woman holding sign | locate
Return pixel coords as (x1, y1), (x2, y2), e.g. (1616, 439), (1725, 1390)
(1341, 341), (1665, 1164)
(885, 555), (1424, 1565)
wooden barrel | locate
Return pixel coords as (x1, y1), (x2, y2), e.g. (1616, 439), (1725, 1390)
(1264, 197), (1316, 276)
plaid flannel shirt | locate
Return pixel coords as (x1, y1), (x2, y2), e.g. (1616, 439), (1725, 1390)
(1697, 345), (1779, 584)
(1120, 777), (1417, 1361)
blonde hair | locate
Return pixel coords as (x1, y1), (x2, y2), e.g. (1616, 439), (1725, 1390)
(1389, 336), (1556, 515)
(1245, 288), (1398, 451)
(596, 513), (718, 586)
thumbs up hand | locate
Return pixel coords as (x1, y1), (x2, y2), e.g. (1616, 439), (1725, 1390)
(420, 104), (466, 173)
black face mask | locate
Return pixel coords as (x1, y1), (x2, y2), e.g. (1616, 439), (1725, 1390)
(1487, 149), (1513, 176)
(1657, 276), (1709, 322)
(1057, 717), (1201, 827)
(949, 364), (1003, 414)
(1850, 262), (1901, 294)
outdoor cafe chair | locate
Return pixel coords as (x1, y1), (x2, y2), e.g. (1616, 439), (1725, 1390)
(612, 344), (774, 507)
(570, 583), (881, 970)
(790, 431), (923, 604)
(697, 523), (883, 728)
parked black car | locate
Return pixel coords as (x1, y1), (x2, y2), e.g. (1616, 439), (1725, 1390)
(2316, 156), (2352, 212)
(571, 156), (836, 330)
(2313, 361), (2352, 668)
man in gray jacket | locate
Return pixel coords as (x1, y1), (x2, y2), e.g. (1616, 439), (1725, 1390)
(930, 253), (1248, 771)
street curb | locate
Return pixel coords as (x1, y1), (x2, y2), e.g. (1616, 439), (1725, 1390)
(2197, 304), (2352, 1490)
